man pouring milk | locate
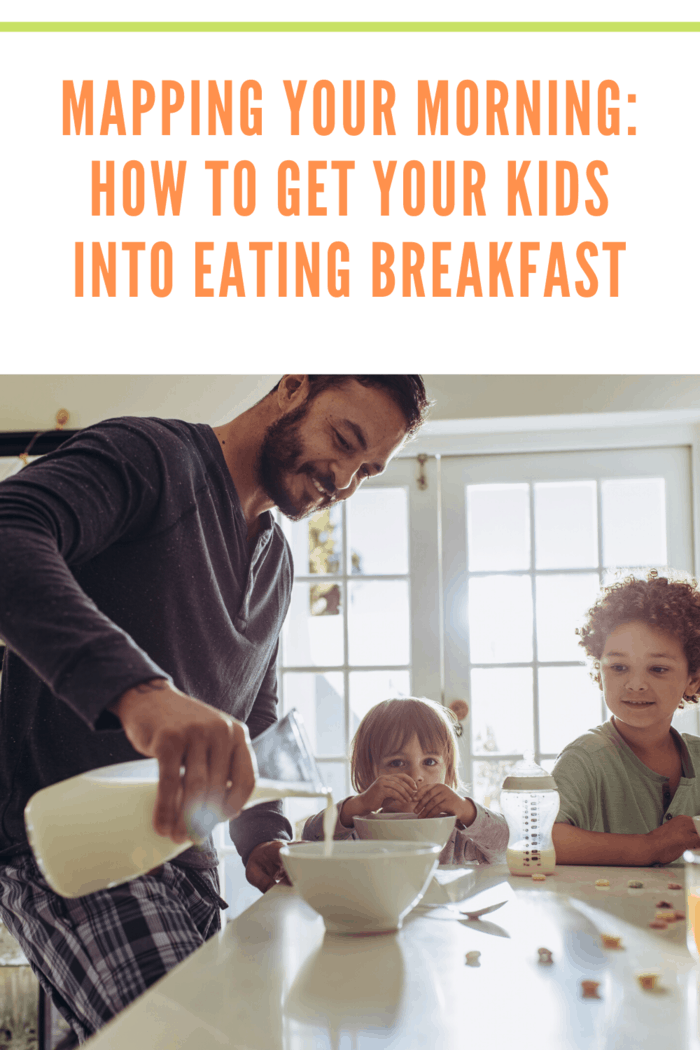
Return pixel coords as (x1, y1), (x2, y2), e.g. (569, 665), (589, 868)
(0, 375), (431, 1045)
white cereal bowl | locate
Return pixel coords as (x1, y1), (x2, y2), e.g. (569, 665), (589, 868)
(280, 840), (441, 934)
(353, 812), (456, 851)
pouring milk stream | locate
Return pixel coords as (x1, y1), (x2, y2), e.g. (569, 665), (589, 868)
(25, 709), (336, 898)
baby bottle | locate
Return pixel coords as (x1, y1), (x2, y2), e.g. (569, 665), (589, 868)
(500, 752), (560, 876)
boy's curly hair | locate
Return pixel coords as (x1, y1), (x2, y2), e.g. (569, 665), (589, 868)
(578, 569), (700, 704)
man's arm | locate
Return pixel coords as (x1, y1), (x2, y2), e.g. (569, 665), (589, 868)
(0, 422), (257, 839)
(0, 423), (170, 725)
(227, 644), (294, 892)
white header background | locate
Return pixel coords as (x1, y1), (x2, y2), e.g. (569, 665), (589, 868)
(0, 26), (698, 372)
(7, 3), (700, 23)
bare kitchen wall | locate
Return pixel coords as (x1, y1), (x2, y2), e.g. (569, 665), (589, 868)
(1, 374), (699, 432)
(0, 376), (279, 431)
(425, 374), (700, 421)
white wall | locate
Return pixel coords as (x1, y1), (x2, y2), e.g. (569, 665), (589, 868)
(425, 375), (700, 421)
(2, 374), (700, 433)
(0, 375), (280, 431)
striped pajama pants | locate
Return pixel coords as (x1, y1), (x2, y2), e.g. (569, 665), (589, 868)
(0, 852), (227, 1044)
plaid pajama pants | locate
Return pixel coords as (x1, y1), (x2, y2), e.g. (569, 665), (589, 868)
(0, 852), (228, 1044)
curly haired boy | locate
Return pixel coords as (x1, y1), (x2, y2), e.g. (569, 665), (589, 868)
(552, 570), (700, 866)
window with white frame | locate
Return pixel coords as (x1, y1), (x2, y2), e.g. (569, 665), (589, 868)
(278, 487), (414, 836)
(442, 446), (694, 811)
(276, 443), (695, 826)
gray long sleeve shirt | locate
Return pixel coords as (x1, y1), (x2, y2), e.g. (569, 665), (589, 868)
(0, 416), (293, 868)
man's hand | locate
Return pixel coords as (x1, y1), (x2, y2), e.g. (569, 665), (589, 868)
(245, 840), (292, 893)
(646, 815), (700, 866)
(110, 678), (256, 844)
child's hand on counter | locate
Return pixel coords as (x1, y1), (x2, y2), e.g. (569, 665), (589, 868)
(646, 815), (700, 865)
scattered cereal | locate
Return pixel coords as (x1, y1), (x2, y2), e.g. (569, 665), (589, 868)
(674, 911), (686, 921)
(600, 934), (621, 949)
(627, 880), (643, 889)
(465, 951), (481, 966)
(668, 883), (682, 890)
(649, 920), (667, 929)
(595, 878), (610, 887)
(636, 972), (660, 991)
(537, 947), (553, 963)
(581, 979), (600, 998)
(655, 909), (677, 922)
(532, 873), (546, 882)
(655, 900), (673, 909)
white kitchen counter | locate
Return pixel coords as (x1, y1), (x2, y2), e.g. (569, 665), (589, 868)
(85, 862), (700, 1050)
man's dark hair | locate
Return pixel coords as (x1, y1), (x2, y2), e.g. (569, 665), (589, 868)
(269, 375), (432, 437)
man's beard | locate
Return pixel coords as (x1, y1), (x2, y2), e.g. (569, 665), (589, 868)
(259, 402), (335, 521)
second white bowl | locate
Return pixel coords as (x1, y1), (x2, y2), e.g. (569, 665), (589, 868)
(353, 812), (456, 851)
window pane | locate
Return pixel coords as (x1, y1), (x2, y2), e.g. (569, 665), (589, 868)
(535, 573), (601, 662)
(282, 582), (344, 667)
(283, 672), (345, 756)
(601, 478), (667, 568)
(347, 487), (408, 575)
(468, 485), (528, 575)
(348, 580), (410, 666)
(318, 761), (350, 805)
(470, 667), (534, 755)
(467, 483), (530, 571)
(472, 759), (518, 813)
(281, 504), (342, 575)
(601, 566), (649, 590)
(284, 761), (349, 839)
(538, 666), (603, 755)
(349, 670), (412, 737)
(0, 457), (26, 481)
(534, 481), (598, 569)
(468, 576), (533, 663)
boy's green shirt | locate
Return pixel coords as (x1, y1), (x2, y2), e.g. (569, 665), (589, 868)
(553, 719), (700, 835)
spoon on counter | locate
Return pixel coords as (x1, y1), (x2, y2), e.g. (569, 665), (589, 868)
(460, 900), (508, 920)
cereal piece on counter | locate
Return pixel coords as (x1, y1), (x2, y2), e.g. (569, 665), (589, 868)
(637, 972), (660, 991)
(465, 951), (481, 966)
(537, 947), (553, 963)
(627, 880), (643, 889)
(655, 909), (677, 922)
(600, 934), (621, 949)
(668, 882), (683, 890)
(532, 873), (546, 882)
(649, 920), (668, 929)
(595, 878), (610, 887)
(655, 900), (673, 909)
(580, 979), (601, 999)
(674, 911), (686, 921)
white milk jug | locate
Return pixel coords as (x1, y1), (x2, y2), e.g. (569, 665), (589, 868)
(24, 710), (330, 898)
(500, 752), (560, 876)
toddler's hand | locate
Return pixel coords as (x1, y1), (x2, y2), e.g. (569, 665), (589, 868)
(412, 783), (476, 826)
(646, 815), (700, 865)
(356, 773), (417, 815)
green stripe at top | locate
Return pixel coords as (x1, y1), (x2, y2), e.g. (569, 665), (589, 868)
(0, 21), (699, 32)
